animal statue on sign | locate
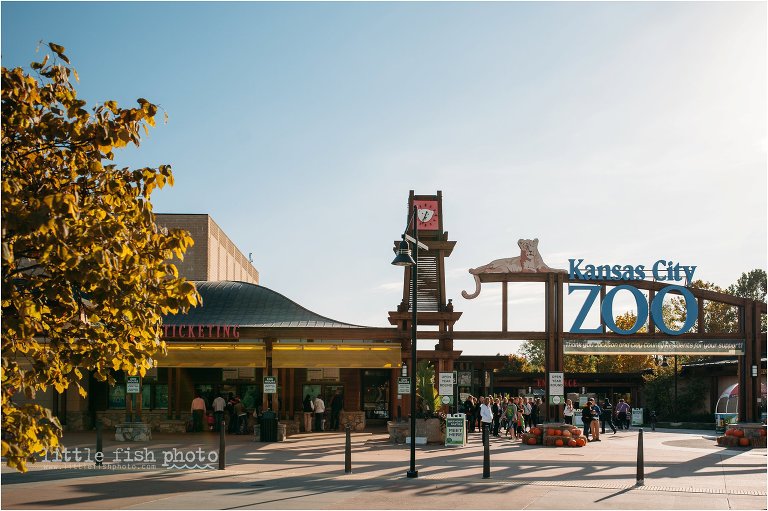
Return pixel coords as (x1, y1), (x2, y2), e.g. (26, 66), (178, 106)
(461, 238), (566, 299)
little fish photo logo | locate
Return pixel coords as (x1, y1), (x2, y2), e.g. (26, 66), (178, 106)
(161, 448), (219, 470)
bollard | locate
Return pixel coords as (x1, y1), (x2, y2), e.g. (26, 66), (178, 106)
(344, 424), (352, 474)
(95, 419), (103, 467)
(482, 426), (490, 479)
(219, 420), (226, 470)
(636, 428), (644, 486)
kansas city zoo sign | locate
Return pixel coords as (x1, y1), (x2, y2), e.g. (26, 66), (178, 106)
(568, 258), (698, 336)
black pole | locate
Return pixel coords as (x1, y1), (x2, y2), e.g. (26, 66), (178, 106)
(344, 424), (352, 474)
(482, 425), (490, 479)
(95, 419), (103, 467)
(674, 356), (678, 422)
(219, 420), (226, 470)
(636, 428), (644, 486)
(407, 206), (418, 479)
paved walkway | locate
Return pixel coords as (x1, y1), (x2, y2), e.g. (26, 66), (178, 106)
(1, 427), (765, 509)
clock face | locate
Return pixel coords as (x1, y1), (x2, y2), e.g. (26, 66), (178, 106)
(413, 200), (439, 230)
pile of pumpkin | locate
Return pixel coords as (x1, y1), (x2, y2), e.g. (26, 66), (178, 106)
(521, 423), (588, 447)
(717, 425), (767, 448)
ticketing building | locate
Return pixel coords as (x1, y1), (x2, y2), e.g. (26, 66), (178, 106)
(90, 205), (462, 433)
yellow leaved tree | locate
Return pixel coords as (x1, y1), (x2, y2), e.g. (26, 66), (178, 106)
(2, 43), (199, 471)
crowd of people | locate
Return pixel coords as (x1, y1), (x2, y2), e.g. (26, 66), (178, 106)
(461, 394), (634, 442)
(190, 392), (249, 434)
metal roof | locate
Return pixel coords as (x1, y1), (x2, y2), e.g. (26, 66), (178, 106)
(162, 281), (367, 329)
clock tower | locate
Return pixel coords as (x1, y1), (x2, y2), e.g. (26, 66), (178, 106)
(390, 191), (462, 354)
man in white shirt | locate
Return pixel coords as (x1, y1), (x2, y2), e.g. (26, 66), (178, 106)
(479, 396), (493, 439)
(212, 394), (226, 432)
(313, 395), (326, 432)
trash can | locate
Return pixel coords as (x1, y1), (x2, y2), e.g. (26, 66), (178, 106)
(260, 410), (278, 442)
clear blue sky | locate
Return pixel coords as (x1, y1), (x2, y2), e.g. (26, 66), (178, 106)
(3, 2), (766, 355)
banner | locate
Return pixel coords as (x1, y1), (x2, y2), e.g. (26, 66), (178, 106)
(564, 339), (744, 355)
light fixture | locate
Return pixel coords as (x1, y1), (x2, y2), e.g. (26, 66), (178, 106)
(391, 205), (426, 479)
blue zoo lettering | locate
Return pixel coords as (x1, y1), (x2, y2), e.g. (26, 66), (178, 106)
(569, 284), (698, 335)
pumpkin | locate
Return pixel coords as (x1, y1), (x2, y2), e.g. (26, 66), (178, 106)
(739, 437), (750, 447)
(528, 437), (538, 445)
(554, 429), (562, 436)
(567, 439), (577, 447)
(724, 429), (733, 436)
(530, 427), (539, 436)
(572, 429), (581, 436)
(576, 438), (586, 447)
(547, 429), (554, 436)
(561, 430), (572, 438)
(760, 429), (766, 437)
(733, 429), (745, 438)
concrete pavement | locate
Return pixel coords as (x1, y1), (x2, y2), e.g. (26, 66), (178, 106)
(1, 427), (765, 509)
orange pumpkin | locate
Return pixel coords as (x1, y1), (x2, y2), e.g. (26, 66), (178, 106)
(724, 429), (733, 436)
(567, 439), (577, 447)
(576, 438), (586, 447)
(561, 430), (572, 438)
(531, 427), (539, 436)
(572, 429), (581, 436)
(760, 429), (766, 437)
(738, 437), (750, 447)
(555, 439), (564, 447)
(554, 429), (562, 436)
(528, 437), (538, 445)
(547, 429), (554, 436)
(733, 429), (745, 438)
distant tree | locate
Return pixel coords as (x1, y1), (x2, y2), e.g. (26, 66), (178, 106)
(2, 43), (199, 471)
(728, 269), (767, 331)
(503, 353), (536, 372)
(517, 341), (544, 371)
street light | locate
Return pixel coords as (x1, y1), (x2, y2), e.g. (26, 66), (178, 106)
(658, 355), (677, 421)
(391, 205), (426, 479)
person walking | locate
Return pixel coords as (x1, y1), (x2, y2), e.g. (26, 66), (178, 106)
(531, 398), (542, 427)
(330, 390), (344, 431)
(523, 398), (532, 431)
(302, 394), (314, 433)
(504, 398), (517, 437)
(601, 399), (617, 434)
(191, 393), (206, 432)
(563, 399), (575, 425)
(615, 399), (631, 430)
(212, 394), (226, 432)
(313, 394), (326, 432)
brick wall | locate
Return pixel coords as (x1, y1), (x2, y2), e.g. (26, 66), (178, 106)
(156, 214), (259, 285)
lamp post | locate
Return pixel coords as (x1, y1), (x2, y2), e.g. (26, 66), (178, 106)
(392, 205), (423, 479)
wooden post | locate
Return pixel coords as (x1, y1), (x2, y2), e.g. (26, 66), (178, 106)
(175, 368), (181, 420)
(167, 368), (173, 420)
(697, 297), (705, 333)
(742, 302), (754, 422)
(502, 281), (508, 332)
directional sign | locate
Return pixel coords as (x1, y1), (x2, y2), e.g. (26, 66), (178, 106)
(398, 377), (411, 394)
(263, 376), (277, 394)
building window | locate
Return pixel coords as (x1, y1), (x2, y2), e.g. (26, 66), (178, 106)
(362, 369), (390, 420)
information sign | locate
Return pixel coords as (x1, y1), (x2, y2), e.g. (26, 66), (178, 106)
(445, 413), (467, 446)
(126, 376), (140, 394)
(263, 376), (277, 394)
(441, 395), (453, 405)
(549, 395), (563, 406)
(549, 372), (564, 396)
(438, 372), (454, 396)
(632, 408), (644, 426)
(397, 377), (411, 395)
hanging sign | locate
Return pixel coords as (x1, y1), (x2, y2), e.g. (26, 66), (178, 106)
(398, 377), (411, 394)
(549, 372), (564, 396)
(126, 376), (141, 394)
(263, 376), (277, 394)
(439, 372), (454, 396)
